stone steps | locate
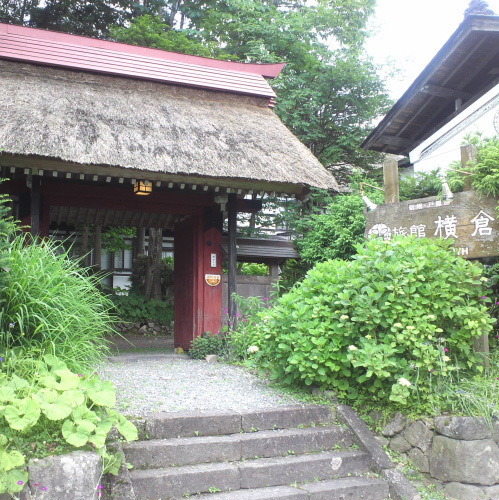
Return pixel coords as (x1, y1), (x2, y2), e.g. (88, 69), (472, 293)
(130, 450), (374, 500)
(195, 477), (390, 500)
(124, 426), (353, 469)
(144, 405), (336, 439)
(114, 405), (392, 500)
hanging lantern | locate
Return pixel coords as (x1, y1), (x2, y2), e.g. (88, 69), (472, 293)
(134, 180), (152, 195)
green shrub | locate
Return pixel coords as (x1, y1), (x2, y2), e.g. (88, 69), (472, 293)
(239, 263), (268, 276)
(109, 290), (174, 325)
(399, 169), (442, 201)
(253, 237), (494, 407)
(0, 235), (113, 373)
(0, 353), (137, 496)
(189, 333), (227, 359)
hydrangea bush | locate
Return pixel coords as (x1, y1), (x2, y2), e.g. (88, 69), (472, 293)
(253, 237), (494, 405)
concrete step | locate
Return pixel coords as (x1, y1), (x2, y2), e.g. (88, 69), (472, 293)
(130, 450), (371, 500)
(124, 425), (353, 469)
(238, 450), (371, 489)
(145, 405), (335, 439)
(195, 477), (390, 500)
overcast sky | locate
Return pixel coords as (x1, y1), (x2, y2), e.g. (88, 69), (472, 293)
(366, 0), (499, 99)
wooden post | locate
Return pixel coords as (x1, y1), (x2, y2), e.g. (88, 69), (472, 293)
(460, 144), (476, 191)
(463, 142), (490, 367)
(94, 224), (102, 269)
(474, 334), (489, 370)
(30, 175), (40, 237)
(383, 157), (399, 204)
(227, 193), (238, 326)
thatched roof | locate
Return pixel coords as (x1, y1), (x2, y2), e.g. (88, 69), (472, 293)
(0, 60), (338, 194)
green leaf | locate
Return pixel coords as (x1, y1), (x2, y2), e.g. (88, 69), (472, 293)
(5, 468), (28, 494)
(0, 386), (15, 402)
(86, 380), (116, 407)
(4, 399), (40, 431)
(61, 419), (91, 447)
(0, 449), (25, 472)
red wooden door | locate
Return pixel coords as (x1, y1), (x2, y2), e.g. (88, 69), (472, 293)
(174, 217), (197, 349)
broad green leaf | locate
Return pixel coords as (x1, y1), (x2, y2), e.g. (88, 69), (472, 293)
(0, 449), (25, 472)
(4, 399), (40, 431)
(0, 386), (15, 402)
(5, 468), (28, 494)
(86, 380), (116, 407)
(44, 354), (67, 370)
(61, 420), (90, 447)
(53, 369), (81, 390)
(108, 411), (138, 442)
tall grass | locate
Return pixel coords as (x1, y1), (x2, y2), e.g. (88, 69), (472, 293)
(0, 234), (113, 372)
(428, 350), (499, 430)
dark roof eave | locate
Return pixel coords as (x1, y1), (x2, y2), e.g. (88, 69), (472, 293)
(362, 14), (499, 155)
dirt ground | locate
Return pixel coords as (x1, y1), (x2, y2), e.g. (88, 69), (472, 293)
(106, 333), (174, 353)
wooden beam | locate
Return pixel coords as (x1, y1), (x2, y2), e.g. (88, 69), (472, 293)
(237, 198), (263, 213)
(227, 193), (238, 326)
(419, 84), (472, 100)
(378, 134), (413, 148)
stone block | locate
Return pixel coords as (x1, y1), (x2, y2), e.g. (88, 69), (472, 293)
(337, 405), (394, 472)
(124, 434), (241, 468)
(408, 447), (429, 473)
(206, 355), (218, 363)
(382, 412), (406, 437)
(131, 462), (240, 500)
(240, 405), (333, 432)
(374, 435), (389, 448)
(238, 427), (352, 459)
(404, 420), (434, 452)
(483, 484), (499, 498)
(301, 477), (389, 500)
(196, 486), (308, 500)
(381, 469), (421, 500)
(444, 482), (486, 500)
(430, 436), (499, 485)
(434, 416), (491, 440)
(28, 451), (101, 500)
(238, 451), (370, 489)
(145, 409), (241, 439)
(389, 435), (412, 453)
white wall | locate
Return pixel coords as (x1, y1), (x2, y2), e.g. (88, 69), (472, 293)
(410, 83), (499, 174)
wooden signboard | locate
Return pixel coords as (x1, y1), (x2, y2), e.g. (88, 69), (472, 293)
(364, 191), (499, 259)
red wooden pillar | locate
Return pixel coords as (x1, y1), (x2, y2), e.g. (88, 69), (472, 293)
(201, 225), (222, 335)
(174, 212), (223, 350)
(174, 216), (198, 350)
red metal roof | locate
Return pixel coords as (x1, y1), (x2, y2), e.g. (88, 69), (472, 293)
(0, 23), (285, 98)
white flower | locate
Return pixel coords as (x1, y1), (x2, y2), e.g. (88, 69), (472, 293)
(398, 377), (412, 387)
(340, 315), (349, 321)
(247, 345), (259, 354)
(443, 355), (450, 362)
(348, 345), (358, 351)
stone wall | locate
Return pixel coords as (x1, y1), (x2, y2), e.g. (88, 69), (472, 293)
(114, 320), (173, 336)
(375, 412), (499, 500)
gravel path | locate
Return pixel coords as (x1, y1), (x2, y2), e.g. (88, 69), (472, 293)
(97, 354), (303, 417)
